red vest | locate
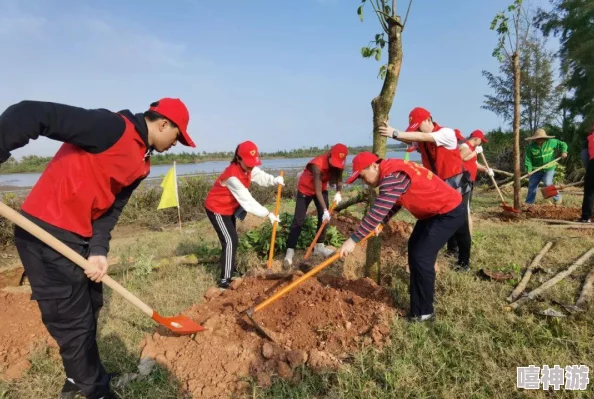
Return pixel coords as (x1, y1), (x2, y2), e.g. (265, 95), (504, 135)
(463, 142), (478, 181)
(379, 159), (461, 220)
(297, 154), (330, 196)
(21, 114), (151, 237)
(204, 163), (252, 215)
(417, 124), (464, 180)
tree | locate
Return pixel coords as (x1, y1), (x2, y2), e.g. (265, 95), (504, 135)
(537, 0), (594, 130)
(482, 30), (560, 134)
(488, 0), (529, 210)
(357, 0), (412, 281)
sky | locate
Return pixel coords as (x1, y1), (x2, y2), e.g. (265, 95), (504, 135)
(0, 0), (557, 159)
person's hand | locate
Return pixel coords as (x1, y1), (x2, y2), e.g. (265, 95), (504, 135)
(561, 152), (568, 159)
(487, 168), (494, 177)
(378, 121), (398, 139)
(322, 209), (331, 223)
(267, 212), (280, 224)
(474, 145), (483, 155)
(374, 225), (382, 236)
(86, 255), (109, 283)
(333, 192), (342, 205)
(273, 175), (285, 186)
(339, 238), (356, 259)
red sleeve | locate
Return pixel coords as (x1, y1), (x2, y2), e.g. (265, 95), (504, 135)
(588, 134), (594, 160)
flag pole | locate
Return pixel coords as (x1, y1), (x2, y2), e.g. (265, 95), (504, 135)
(174, 161), (182, 231)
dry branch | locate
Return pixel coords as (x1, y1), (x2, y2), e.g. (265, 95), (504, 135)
(507, 241), (553, 302)
(575, 264), (594, 309)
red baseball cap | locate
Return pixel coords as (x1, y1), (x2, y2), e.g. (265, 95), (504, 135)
(406, 107), (431, 132)
(149, 98), (195, 148)
(329, 143), (348, 169)
(454, 129), (465, 141)
(469, 129), (488, 143)
(346, 152), (379, 184)
(237, 140), (262, 168)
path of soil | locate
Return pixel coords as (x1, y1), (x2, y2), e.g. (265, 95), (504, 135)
(140, 275), (401, 398)
(485, 204), (581, 223)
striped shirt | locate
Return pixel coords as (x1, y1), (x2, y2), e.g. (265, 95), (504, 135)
(351, 171), (411, 242)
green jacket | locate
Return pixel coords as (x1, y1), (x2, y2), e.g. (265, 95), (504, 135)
(525, 139), (568, 172)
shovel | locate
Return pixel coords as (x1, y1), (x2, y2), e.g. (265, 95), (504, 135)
(303, 201), (337, 260)
(267, 170), (284, 269)
(541, 181), (584, 199)
(244, 226), (382, 341)
(479, 153), (519, 213)
(500, 157), (562, 188)
(0, 202), (204, 336)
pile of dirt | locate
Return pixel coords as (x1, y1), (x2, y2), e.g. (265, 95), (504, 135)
(0, 291), (56, 381)
(139, 275), (400, 398)
(524, 204), (581, 221)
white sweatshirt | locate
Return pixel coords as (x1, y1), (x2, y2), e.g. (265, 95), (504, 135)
(225, 166), (276, 217)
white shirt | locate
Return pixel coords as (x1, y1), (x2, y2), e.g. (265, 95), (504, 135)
(224, 166), (275, 217)
(430, 127), (458, 150)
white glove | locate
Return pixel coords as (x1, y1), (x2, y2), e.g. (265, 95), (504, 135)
(273, 175), (285, 186)
(474, 146), (483, 155)
(487, 168), (494, 177)
(267, 213), (280, 224)
(322, 209), (331, 223)
(333, 192), (342, 205)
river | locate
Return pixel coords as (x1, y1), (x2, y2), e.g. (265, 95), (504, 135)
(0, 151), (421, 189)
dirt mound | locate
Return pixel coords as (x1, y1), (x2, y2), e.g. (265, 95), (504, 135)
(139, 275), (399, 398)
(524, 204), (580, 221)
(0, 292), (56, 381)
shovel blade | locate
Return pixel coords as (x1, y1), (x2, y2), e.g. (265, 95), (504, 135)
(541, 185), (559, 199)
(501, 202), (520, 213)
(152, 312), (205, 335)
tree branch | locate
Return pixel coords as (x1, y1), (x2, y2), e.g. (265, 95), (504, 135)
(335, 190), (369, 213)
(403, 0), (413, 30)
(369, 0), (389, 33)
(393, 0), (396, 17)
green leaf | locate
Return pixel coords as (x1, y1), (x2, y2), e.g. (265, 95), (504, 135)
(357, 5), (364, 22)
(375, 48), (381, 61)
(384, 5), (391, 15)
(377, 64), (387, 79)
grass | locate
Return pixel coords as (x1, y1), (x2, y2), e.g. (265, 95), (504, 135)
(1, 185), (594, 398)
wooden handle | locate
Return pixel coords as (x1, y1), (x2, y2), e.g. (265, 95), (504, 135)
(480, 153), (506, 203)
(501, 157), (562, 188)
(0, 202), (154, 317)
(304, 201), (337, 260)
(267, 171), (284, 268)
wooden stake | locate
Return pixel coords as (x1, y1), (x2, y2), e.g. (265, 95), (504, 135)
(507, 247), (594, 310)
(507, 242), (553, 302)
(174, 161), (182, 231)
(575, 264), (594, 309)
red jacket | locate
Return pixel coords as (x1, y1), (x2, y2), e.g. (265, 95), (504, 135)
(417, 124), (464, 180)
(462, 141), (478, 181)
(205, 163), (252, 215)
(298, 154), (331, 196)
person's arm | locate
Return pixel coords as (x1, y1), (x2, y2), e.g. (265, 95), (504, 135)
(310, 164), (328, 210)
(557, 139), (568, 157)
(459, 143), (475, 161)
(477, 162), (488, 173)
(0, 100), (126, 163)
(250, 166), (275, 187)
(225, 177), (270, 217)
(525, 146), (533, 172)
(88, 178), (144, 256)
(350, 171), (411, 242)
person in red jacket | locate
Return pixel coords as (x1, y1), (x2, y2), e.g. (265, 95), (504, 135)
(339, 152), (466, 322)
(0, 98), (195, 399)
(380, 107), (472, 271)
(580, 124), (594, 222)
(204, 141), (284, 288)
(283, 144), (348, 267)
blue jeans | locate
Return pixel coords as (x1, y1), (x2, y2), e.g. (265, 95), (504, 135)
(525, 169), (560, 204)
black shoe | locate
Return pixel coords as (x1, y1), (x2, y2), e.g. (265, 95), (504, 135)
(218, 279), (231, 289)
(59, 379), (81, 399)
(454, 261), (470, 272)
(407, 313), (435, 323)
(578, 218), (591, 223)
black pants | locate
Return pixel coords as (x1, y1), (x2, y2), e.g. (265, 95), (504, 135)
(14, 226), (109, 399)
(446, 191), (472, 264)
(287, 190), (329, 249)
(408, 202), (467, 316)
(581, 159), (594, 220)
(206, 209), (238, 282)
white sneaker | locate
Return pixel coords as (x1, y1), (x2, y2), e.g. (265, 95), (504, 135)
(314, 243), (335, 258)
(283, 248), (295, 268)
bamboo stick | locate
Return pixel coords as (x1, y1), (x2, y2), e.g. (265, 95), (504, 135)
(507, 242), (553, 302)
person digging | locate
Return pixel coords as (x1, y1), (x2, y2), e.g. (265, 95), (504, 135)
(524, 128), (568, 206)
(338, 152), (466, 322)
(204, 140), (284, 289)
(579, 124), (594, 223)
(0, 98), (196, 399)
(379, 107), (472, 272)
(283, 143), (348, 268)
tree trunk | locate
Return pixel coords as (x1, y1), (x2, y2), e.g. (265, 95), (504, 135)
(512, 51), (522, 210)
(365, 16), (403, 282)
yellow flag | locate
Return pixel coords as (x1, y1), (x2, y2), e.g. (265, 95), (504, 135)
(157, 165), (179, 209)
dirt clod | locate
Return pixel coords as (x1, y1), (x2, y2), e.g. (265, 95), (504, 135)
(204, 287), (222, 300)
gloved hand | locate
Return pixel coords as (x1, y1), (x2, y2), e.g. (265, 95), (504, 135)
(333, 192), (342, 205)
(474, 145), (484, 155)
(322, 209), (331, 223)
(487, 168), (494, 177)
(273, 175), (285, 186)
(267, 212), (280, 224)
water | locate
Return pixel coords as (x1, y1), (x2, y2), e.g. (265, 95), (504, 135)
(0, 151), (421, 189)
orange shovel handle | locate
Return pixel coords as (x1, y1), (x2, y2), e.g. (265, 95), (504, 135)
(253, 226), (381, 314)
(267, 171), (284, 268)
(304, 201), (337, 260)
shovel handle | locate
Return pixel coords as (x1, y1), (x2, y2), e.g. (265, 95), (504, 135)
(480, 153), (507, 204)
(0, 202), (154, 318)
(500, 157), (562, 188)
(303, 201), (337, 260)
(267, 171), (284, 269)
(253, 226), (381, 314)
